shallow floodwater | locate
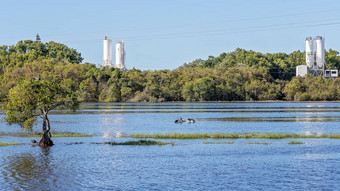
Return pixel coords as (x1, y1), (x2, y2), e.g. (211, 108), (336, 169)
(1, 102), (340, 190)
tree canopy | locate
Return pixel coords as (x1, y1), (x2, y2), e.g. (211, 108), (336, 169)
(1, 39), (82, 147)
(1, 40), (340, 107)
(4, 78), (79, 129)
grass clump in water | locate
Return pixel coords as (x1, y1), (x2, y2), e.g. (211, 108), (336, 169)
(17, 132), (93, 138)
(129, 133), (340, 139)
(247, 142), (271, 145)
(101, 140), (172, 146)
(203, 142), (234, 144)
(65, 142), (85, 145)
(288, 141), (304, 145)
(51, 133), (92, 138)
(0, 142), (20, 146)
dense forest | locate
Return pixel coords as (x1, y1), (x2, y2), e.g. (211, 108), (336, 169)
(1, 38), (340, 103)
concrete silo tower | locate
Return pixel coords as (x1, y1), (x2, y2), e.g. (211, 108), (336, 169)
(315, 36), (325, 69)
(116, 40), (126, 70)
(298, 36), (337, 78)
(305, 37), (315, 69)
(103, 36), (113, 67)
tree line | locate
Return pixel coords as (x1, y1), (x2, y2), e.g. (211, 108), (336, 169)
(1, 40), (340, 103)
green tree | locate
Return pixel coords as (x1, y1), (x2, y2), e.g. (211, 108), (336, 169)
(3, 78), (79, 147)
(36, 34), (41, 42)
(193, 77), (217, 101)
(182, 81), (195, 101)
(325, 49), (340, 70)
(100, 69), (122, 102)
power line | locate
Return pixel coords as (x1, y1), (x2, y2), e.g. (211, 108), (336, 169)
(64, 19), (340, 44)
(1, 8), (340, 41)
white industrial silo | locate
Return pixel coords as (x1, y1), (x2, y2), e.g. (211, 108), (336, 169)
(103, 36), (113, 67)
(315, 36), (325, 69)
(116, 40), (126, 70)
(305, 37), (314, 69)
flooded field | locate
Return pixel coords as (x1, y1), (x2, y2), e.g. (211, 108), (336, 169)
(1, 102), (340, 190)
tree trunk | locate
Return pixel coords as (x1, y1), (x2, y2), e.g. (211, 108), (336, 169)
(38, 110), (54, 148)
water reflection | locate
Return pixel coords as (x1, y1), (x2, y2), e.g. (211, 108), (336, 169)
(1, 148), (56, 190)
(100, 114), (125, 138)
(100, 114), (124, 125)
(201, 116), (340, 122)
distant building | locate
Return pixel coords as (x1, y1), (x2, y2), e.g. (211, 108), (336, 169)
(116, 40), (126, 71)
(296, 36), (338, 78)
(103, 36), (113, 67)
(324, 70), (338, 78)
(296, 65), (308, 77)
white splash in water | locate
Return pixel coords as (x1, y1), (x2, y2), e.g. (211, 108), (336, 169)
(304, 131), (323, 136)
(103, 132), (113, 138)
(305, 131), (313, 136)
(116, 132), (123, 138)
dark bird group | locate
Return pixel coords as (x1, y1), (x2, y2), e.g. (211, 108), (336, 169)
(174, 118), (195, 124)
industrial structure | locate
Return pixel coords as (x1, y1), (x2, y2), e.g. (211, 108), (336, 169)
(305, 37), (314, 69)
(115, 40), (126, 71)
(296, 36), (338, 78)
(102, 37), (127, 70)
(103, 36), (113, 67)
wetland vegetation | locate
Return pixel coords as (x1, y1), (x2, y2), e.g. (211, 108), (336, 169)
(1, 102), (340, 190)
(247, 142), (271, 145)
(203, 141), (234, 144)
(0, 132), (92, 138)
(0, 142), (20, 146)
(129, 133), (340, 139)
(1, 39), (339, 148)
(288, 141), (304, 145)
(100, 140), (172, 146)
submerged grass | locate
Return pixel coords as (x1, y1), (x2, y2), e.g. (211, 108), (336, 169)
(129, 133), (340, 140)
(50, 133), (92, 138)
(15, 132), (93, 138)
(98, 140), (172, 146)
(0, 142), (20, 146)
(203, 142), (234, 144)
(248, 142), (271, 145)
(288, 141), (304, 145)
(65, 142), (85, 145)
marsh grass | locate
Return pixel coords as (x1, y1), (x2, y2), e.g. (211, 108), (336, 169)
(50, 133), (92, 138)
(15, 132), (93, 138)
(65, 142), (85, 145)
(203, 142), (234, 144)
(0, 142), (20, 146)
(288, 141), (304, 145)
(96, 140), (173, 146)
(248, 142), (271, 145)
(129, 133), (340, 139)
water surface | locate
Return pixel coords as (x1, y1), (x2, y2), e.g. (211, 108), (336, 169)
(1, 102), (340, 190)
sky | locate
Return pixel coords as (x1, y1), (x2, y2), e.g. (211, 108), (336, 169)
(1, 0), (340, 70)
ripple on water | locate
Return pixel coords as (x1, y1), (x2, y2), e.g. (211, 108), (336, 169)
(1, 102), (340, 190)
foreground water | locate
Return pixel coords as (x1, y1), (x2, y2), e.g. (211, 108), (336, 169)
(1, 102), (340, 190)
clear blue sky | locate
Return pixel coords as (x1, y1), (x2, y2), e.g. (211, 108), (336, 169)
(1, 0), (340, 70)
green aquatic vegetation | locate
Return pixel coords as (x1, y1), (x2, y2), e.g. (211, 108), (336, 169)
(49, 133), (92, 138)
(16, 132), (93, 138)
(203, 142), (234, 144)
(65, 142), (85, 145)
(288, 141), (304, 145)
(247, 142), (271, 145)
(0, 142), (20, 146)
(98, 140), (172, 146)
(129, 133), (340, 140)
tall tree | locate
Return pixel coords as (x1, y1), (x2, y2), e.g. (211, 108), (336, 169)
(36, 34), (41, 42)
(3, 78), (79, 147)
